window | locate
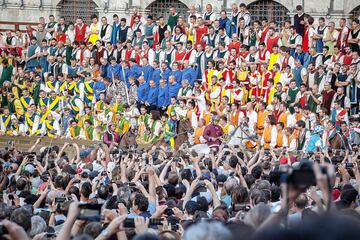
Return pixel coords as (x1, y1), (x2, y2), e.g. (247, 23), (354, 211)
(247, 0), (290, 24)
(146, 0), (190, 21)
(350, 5), (360, 20)
(58, 0), (99, 24)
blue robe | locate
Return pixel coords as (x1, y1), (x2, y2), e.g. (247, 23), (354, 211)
(129, 64), (142, 80)
(160, 68), (171, 82)
(170, 70), (182, 83)
(168, 82), (180, 102)
(106, 64), (121, 80)
(151, 68), (161, 85)
(93, 81), (107, 100)
(181, 67), (196, 86)
(146, 86), (158, 106)
(219, 17), (232, 37)
(100, 63), (109, 78)
(157, 84), (169, 108)
(137, 82), (149, 103)
(142, 64), (154, 82)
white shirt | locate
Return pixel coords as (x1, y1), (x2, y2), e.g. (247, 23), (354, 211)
(247, 110), (258, 133)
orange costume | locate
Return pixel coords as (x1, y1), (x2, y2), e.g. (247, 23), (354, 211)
(276, 130), (284, 148)
(257, 110), (269, 135)
(262, 125), (274, 149)
(278, 111), (290, 127)
(194, 126), (205, 144)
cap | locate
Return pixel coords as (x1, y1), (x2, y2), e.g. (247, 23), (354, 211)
(24, 164), (35, 174)
(216, 174), (227, 184)
(80, 149), (92, 158)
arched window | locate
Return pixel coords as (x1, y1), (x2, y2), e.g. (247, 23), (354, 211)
(247, 0), (290, 24)
(58, 0), (99, 24)
(350, 5), (360, 20)
(146, 0), (190, 21)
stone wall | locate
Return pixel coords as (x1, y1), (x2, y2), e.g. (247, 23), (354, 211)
(0, 0), (359, 31)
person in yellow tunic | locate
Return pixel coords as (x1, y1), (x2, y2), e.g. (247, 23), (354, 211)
(167, 96), (177, 117)
(201, 102), (212, 126)
(82, 120), (95, 140)
(78, 107), (94, 127)
(257, 101), (269, 135)
(268, 44), (280, 70)
(0, 108), (12, 135)
(48, 91), (61, 112)
(209, 76), (221, 108)
(95, 93), (106, 115)
(7, 93), (24, 118)
(110, 95), (124, 121)
(6, 116), (26, 136)
(40, 113), (61, 138)
(57, 73), (68, 93)
(236, 62), (249, 84)
(219, 115), (235, 141)
(19, 89), (34, 111)
(115, 112), (130, 135)
(24, 106), (39, 136)
(66, 120), (83, 139)
(136, 105), (151, 144)
(272, 63), (281, 85)
(88, 15), (100, 45)
(261, 115), (277, 149)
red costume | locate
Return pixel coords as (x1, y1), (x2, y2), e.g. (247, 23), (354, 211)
(228, 41), (241, 54)
(266, 36), (280, 53)
(75, 24), (87, 43)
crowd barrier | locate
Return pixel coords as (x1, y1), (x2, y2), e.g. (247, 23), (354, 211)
(0, 136), (101, 158)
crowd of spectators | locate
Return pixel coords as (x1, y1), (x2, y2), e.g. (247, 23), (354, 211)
(0, 2), (359, 240)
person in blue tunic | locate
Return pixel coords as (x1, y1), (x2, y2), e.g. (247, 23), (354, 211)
(170, 62), (182, 83)
(157, 79), (169, 113)
(100, 58), (109, 78)
(305, 125), (324, 153)
(119, 61), (130, 86)
(93, 78), (107, 101)
(219, 10), (232, 37)
(106, 57), (121, 80)
(146, 80), (158, 111)
(181, 60), (197, 86)
(160, 62), (171, 82)
(129, 58), (142, 80)
(151, 60), (161, 85)
(141, 58), (154, 82)
(168, 75), (180, 103)
(137, 76), (149, 107)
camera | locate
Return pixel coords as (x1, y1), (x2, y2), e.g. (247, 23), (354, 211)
(281, 160), (328, 189)
(78, 203), (102, 221)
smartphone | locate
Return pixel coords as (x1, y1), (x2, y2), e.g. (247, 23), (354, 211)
(0, 225), (8, 235)
(46, 232), (56, 238)
(123, 218), (163, 228)
(55, 197), (67, 204)
(78, 203), (102, 221)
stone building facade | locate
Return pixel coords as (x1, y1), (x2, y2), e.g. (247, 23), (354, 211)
(0, 0), (359, 30)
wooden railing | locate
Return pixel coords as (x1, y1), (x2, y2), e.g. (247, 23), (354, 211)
(0, 21), (39, 33)
(0, 135), (101, 156)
